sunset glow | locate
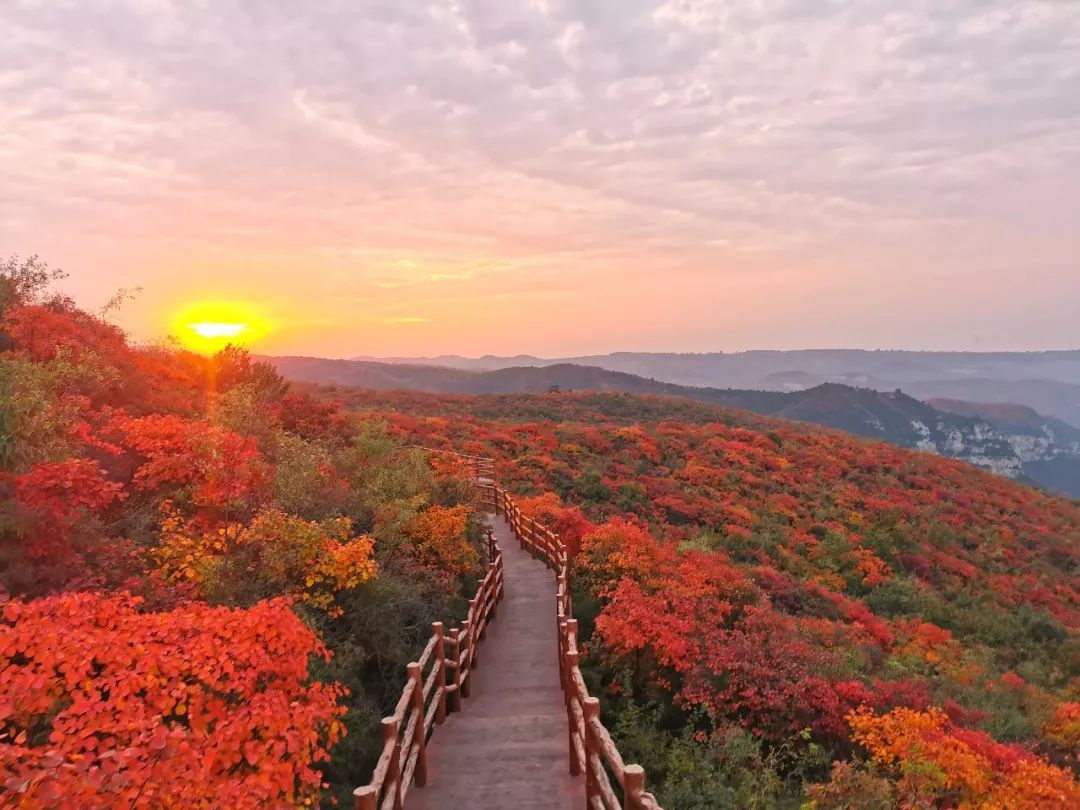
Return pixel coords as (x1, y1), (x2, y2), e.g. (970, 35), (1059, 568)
(4, 2), (1079, 357)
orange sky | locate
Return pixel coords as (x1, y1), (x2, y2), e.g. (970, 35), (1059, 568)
(4, 2), (1079, 358)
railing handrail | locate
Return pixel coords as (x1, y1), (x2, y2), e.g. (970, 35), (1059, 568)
(397, 445), (496, 470)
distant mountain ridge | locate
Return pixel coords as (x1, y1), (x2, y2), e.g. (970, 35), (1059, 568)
(266, 355), (1080, 498)
(350, 350), (1080, 427)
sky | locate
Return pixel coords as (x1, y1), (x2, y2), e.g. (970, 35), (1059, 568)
(2, 0), (1079, 358)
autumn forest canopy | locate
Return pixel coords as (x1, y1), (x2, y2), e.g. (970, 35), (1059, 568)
(2, 257), (1080, 808)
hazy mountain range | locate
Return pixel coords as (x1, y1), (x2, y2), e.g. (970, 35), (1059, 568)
(352, 350), (1080, 428)
(266, 354), (1080, 499)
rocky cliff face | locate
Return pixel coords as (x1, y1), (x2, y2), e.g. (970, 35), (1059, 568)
(911, 418), (1021, 477)
(915, 400), (1080, 495)
(761, 386), (1080, 495)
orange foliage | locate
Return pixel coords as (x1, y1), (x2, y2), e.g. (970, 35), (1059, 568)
(406, 504), (479, 576)
(1043, 702), (1080, 757)
(897, 620), (959, 667)
(577, 518), (666, 592)
(849, 706), (1080, 808)
(427, 452), (477, 480)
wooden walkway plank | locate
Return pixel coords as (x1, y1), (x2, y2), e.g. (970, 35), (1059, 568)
(406, 515), (585, 809)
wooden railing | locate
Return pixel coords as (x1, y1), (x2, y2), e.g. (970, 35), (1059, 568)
(401, 445), (495, 482)
(356, 448), (661, 809)
(353, 525), (504, 810)
(481, 482), (664, 810)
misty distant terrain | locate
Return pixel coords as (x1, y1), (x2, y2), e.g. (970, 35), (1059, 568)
(353, 350), (1080, 428)
(267, 355), (1080, 498)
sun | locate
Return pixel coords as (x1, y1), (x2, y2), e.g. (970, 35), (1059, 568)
(172, 301), (270, 353)
(190, 322), (249, 339)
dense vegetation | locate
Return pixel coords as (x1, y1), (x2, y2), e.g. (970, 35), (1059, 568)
(276, 357), (1080, 497)
(321, 386), (1080, 808)
(0, 258), (487, 807)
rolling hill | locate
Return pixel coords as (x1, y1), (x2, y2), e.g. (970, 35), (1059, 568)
(351, 350), (1080, 428)
(267, 356), (1080, 498)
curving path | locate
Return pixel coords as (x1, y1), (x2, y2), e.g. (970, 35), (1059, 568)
(406, 515), (584, 809)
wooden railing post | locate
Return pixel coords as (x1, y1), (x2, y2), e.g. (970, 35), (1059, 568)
(353, 785), (377, 810)
(448, 628), (462, 713)
(624, 764), (646, 810)
(433, 622), (447, 725)
(583, 697), (601, 805)
(382, 717), (403, 810)
(460, 619), (472, 698)
(557, 616), (567, 690)
(565, 647), (582, 777)
(407, 662), (428, 787)
(470, 596), (484, 647)
(557, 574), (568, 678)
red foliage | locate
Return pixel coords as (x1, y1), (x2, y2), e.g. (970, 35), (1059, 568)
(3, 303), (127, 364)
(9, 287), (1080, 805)
(581, 521), (883, 742)
(276, 392), (352, 442)
(515, 493), (596, 557)
(0, 297), (492, 806)
(106, 413), (269, 512)
(0, 593), (346, 808)
(8, 459), (125, 561)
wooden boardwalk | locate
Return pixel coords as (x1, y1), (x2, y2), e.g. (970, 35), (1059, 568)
(407, 515), (585, 809)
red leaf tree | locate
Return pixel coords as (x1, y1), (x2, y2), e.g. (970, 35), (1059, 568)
(0, 593), (346, 808)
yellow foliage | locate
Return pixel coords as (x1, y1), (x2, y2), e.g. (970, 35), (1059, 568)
(152, 501), (232, 584)
(151, 506), (376, 611)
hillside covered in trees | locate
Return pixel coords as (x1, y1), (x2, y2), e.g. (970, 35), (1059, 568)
(0, 259), (489, 807)
(321, 386), (1080, 808)
(271, 357), (1080, 498)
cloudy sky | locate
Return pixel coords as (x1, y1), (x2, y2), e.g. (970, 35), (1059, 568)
(2, 0), (1078, 356)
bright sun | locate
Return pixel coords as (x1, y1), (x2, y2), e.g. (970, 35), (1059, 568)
(190, 322), (249, 339)
(172, 301), (270, 353)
